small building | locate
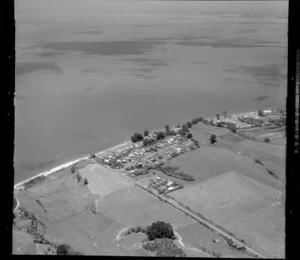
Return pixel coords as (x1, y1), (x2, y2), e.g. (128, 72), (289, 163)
(167, 186), (175, 191)
(263, 109), (272, 115)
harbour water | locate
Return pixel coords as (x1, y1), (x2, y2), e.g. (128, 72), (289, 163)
(15, 0), (287, 183)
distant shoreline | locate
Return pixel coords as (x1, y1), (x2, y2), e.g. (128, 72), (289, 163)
(14, 107), (282, 191)
(14, 141), (131, 190)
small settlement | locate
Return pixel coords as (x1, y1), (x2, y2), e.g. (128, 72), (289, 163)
(92, 108), (286, 195)
(205, 109), (286, 129)
(96, 126), (199, 195)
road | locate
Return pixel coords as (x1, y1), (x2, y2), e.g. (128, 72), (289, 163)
(131, 180), (266, 258)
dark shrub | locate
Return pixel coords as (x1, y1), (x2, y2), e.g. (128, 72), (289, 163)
(131, 132), (144, 143)
(264, 138), (270, 143)
(258, 109), (264, 116)
(254, 158), (263, 166)
(210, 134), (217, 144)
(56, 244), (71, 255)
(156, 131), (166, 141)
(187, 133), (193, 139)
(71, 166), (76, 174)
(186, 122), (192, 128)
(89, 154), (96, 159)
(144, 130), (149, 137)
(146, 221), (175, 241)
(84, 178), (88, 185)
(229, 124), (237, 133)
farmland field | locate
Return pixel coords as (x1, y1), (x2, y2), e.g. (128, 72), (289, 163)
(170, 171), (284, 257)
(176, 223), (251, 258)
(168, 145), (282, 189)
(96, 185), (196, 227)
(79, 164), (133, 198)
(216, 136), (285, 183)
(191, 123), (231, 144)
(226, 203), (284, 258)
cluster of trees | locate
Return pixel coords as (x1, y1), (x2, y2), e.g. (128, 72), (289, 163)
(56, 244), (83, 255)
(142, 221), (186, 257)
(191, 117), (203, 125)
(131, 132), (144, 143)
(216, 122), (236, 132)
(131, 121), (195, 146)
(142, 238), (186, 257)
(145, 221), (176, 241)
(159, 164), (195, 181)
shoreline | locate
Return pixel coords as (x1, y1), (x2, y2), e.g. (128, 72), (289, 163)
(14, 141), (131, 190)
(14, 108), (283, 191)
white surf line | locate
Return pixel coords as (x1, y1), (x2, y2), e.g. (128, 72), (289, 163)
(14, 141), (131, 190)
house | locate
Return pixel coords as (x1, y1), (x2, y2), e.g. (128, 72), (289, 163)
(263, 109), (272, 115)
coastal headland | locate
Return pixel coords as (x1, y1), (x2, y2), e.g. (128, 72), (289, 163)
(13, 108), (285, 257)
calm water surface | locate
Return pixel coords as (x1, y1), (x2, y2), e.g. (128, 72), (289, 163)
(15, 0), (288, 183)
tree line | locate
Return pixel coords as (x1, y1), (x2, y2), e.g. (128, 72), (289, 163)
(130, 122), (195, 146)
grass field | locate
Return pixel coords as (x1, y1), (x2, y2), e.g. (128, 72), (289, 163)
(176, 223), (251, 258)
(238, 127), (286, 145)
(168, 145), (282, 190)
(170, 171), (284, 257)
(216, 136), (285, 183)
(79, 164), (133, 198)
(13, 230), (36, 254)
(191, 123), (231, 144)
(226, 203), (284, 258)
(96, 185), (196, 227)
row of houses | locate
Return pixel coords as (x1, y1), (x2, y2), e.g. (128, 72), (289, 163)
(147, 174), (183, 194)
